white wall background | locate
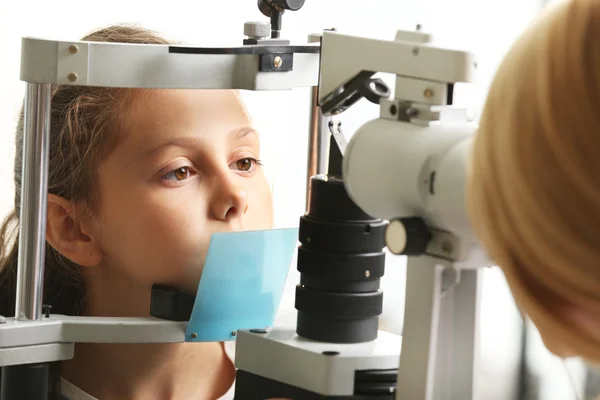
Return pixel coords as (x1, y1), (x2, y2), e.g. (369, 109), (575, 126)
(0, 0), (583, 399)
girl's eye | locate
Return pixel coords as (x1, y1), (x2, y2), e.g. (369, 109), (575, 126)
(232, 158), (262, 172)
(162, 166), (193, 182)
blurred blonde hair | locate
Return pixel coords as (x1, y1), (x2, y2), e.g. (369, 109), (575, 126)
(467, 0), (600, 361)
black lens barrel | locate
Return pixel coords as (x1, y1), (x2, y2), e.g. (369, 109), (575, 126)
(295, 175), (387, 343)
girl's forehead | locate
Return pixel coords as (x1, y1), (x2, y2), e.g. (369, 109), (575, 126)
(134, 89), (246, 112)
(127, 89), (251, 131)
(110, 89), (254, 160)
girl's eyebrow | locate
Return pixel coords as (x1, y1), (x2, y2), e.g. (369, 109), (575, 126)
(138, 126), (259, 161)
(139, 136), (198, 160)
(229, 126), (259, 141)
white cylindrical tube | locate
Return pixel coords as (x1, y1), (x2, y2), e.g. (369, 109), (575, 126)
(428, 135), (475, 241)
(342, 117), (476, 241)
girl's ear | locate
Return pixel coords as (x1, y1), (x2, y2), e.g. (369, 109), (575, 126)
(46, 194), (103, 267)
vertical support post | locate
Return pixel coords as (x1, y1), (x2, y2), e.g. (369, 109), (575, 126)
(14, 83), (52, 321)
(395, 255), (480, 400)
(433, 269), (480, 400)
(306, 86), (331, 210)
(395, 255), (445, 400)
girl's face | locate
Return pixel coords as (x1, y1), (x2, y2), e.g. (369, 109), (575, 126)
(90, 89), (273, 296)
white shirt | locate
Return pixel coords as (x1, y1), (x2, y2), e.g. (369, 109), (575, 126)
(60, 341), (237, 400)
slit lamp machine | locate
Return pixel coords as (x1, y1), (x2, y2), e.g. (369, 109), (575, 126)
(0, 1), (493, 399)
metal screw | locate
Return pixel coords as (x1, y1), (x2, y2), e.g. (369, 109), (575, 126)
(412, 47), (420, 56)
(68, 73), (78, 82)
(191, 332), (198, 339)
(442, 241), (453, 253)
(42, 304), (52, 318)
(424, 88), (434, 98)
(416, 24), (422, 31)
(68, 45), (78, 54)
(274, 56), (283, 68)
(365, 270), (371, 278)
(231, 331), (237, 336)
(306, 237), (311, 243)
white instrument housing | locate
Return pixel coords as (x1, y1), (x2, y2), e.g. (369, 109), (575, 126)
(343, 119), (477, 250)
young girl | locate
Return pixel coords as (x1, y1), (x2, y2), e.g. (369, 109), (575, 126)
(468, 0), (600, 367)
(0, 25), (274, 399)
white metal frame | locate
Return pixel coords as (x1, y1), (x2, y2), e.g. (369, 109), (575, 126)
(8, 35), (321, 324)
(2, 35), (323, 371)
(20, 38), (320, 90)
(318, 30), (477, 107)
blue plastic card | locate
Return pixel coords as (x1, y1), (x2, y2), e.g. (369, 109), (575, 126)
(185, 228), (298, 342)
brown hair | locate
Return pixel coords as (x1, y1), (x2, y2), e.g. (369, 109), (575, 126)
(467, 0), (600, 361)
(0, 24), (172, 398)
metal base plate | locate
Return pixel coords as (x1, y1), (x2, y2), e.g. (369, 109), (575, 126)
(0, 315), (186, 367)
(234, 327), (401, 397)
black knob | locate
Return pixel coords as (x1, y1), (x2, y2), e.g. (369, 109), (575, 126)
(258, 0), (305, 15)
(385, 217), (431, 255)
(273, 0), (305, 10)
(257, 0), (305, 38)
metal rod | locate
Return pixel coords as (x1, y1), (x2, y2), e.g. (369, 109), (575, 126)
(14, 83), (52, 321)
(306, 86), (331, 209)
